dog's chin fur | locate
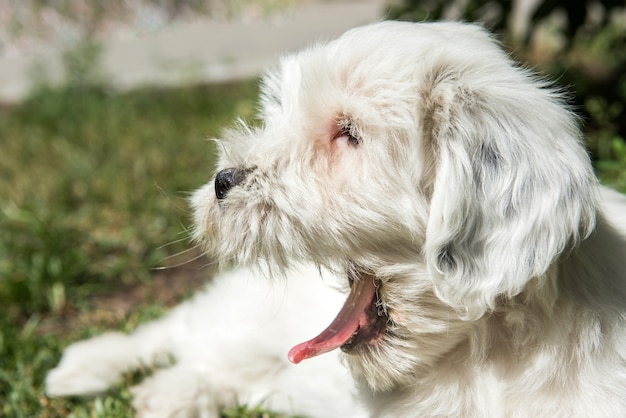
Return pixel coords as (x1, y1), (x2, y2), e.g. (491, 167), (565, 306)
(47, 21), (626, 417)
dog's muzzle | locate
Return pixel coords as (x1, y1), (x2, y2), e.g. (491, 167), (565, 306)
(214, 167), (251, 200)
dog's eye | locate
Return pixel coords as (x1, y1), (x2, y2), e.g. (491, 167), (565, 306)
(336, 132), (360, 147)
(335, 121), (360, 147)
(345, 131), (360, 146)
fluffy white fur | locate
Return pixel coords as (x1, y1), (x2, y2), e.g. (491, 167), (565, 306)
(46, 266), (366, 417)
(47, 21), (626, 417)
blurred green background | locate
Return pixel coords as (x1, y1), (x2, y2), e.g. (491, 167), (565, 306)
(0, 0), (624, 417)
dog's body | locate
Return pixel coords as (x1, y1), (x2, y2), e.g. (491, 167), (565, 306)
(46, 267), (366, 417)
(47, 21), (626, 417)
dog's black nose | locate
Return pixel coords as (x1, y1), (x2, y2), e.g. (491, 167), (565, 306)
(214, 167), (249, 200)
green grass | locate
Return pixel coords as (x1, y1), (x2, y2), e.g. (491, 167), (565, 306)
(0, 81), (258, 317)
(0, 81), (261, 417)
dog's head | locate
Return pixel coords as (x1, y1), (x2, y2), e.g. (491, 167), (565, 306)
(192, 21), (597, 390)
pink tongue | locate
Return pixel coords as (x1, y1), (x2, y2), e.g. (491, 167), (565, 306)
(288, 273), (377, 364)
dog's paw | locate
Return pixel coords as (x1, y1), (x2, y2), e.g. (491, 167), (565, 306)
(131, 365), (218, 418)
(46, 332), (137, 396)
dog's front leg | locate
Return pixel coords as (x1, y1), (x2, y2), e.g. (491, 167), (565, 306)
(45, 303), (185, 397)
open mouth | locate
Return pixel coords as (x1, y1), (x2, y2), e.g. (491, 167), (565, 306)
(288, 266), (389, 364)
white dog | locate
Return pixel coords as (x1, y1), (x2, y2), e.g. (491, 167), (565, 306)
(47, 21), (626, 417)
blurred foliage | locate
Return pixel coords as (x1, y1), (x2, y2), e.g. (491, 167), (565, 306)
(388, 0), (626, 191)
(528, 0), (625, 41)
(388, 0), (625, 39)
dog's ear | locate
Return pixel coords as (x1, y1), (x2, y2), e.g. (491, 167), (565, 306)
(422, 64), (597, 319)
